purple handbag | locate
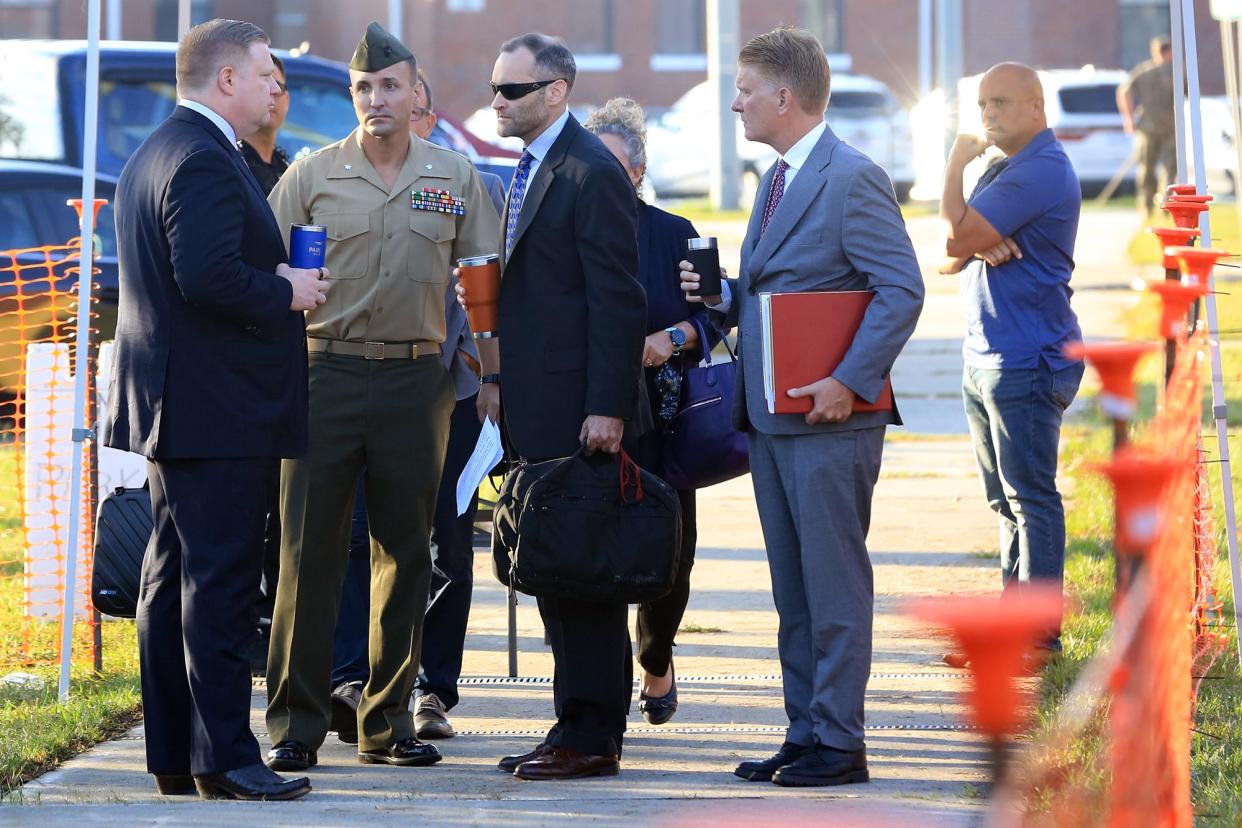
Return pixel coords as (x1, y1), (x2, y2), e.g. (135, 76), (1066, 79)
(660, 317), (750, 490)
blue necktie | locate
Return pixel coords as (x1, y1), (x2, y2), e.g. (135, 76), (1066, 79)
(505, 150), (534, 258)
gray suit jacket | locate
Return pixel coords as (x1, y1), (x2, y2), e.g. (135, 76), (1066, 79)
(725, 126), (924, 435)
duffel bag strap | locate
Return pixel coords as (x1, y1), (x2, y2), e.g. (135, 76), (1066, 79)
(619, 448), (644, 504)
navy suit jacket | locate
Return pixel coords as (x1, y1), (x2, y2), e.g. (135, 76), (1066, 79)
(104, 106), (307, 459)
(498, 115), (646, 459)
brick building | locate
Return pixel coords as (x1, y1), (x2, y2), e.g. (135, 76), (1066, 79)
(0, 0), (1224, 115)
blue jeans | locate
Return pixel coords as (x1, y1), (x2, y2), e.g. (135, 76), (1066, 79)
(962, 362), (1083, 600)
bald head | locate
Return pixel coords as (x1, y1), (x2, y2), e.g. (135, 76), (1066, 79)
(977, 62), (1047, 155)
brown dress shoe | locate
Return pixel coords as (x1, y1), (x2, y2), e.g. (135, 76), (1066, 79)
(513, 746), (619, 780)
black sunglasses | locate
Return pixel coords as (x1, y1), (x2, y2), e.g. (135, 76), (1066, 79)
(490, 78), (562, 101)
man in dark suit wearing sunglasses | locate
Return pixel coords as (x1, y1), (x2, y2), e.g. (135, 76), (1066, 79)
(460, 32), (646, 780)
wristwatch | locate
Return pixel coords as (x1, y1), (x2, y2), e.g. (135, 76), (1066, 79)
(665, 326), (687, 356)
(480, 373), (500, 385)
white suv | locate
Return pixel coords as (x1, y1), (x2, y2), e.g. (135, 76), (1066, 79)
(644, 73), (915, 202)
(909, 66), (1134, 199)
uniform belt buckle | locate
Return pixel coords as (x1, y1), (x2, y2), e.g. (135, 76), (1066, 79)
(364, 341), (385, 360)
(410, 343), (420, 359)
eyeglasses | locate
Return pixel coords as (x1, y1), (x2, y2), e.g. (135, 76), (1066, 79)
(489, 78), (562, 101)
(410, 106), (432, 121)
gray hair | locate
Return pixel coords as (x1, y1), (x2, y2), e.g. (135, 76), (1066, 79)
(584, 97), (647, 174)
(500, 32), (577, 93)
(176, 18), (270, 96)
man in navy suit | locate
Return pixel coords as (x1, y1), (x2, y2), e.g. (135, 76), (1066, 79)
(461, 33), (647, 780)
(104, 18), (325, 801)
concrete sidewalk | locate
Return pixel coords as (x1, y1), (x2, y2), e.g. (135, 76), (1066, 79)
(6, 208), (1145, 827)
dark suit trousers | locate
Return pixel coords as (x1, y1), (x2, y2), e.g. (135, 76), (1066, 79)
(416, 393), (482, 709)
(138, 456), (276, 776)
(633, 428), (697, 678)
(538, 594), (632, 757)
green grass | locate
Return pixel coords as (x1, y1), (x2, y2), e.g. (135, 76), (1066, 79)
(0, 447), (141, 796)
(1021, 290), (1242, 823)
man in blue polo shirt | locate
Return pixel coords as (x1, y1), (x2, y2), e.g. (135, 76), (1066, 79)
(939, 62), (1084, 652)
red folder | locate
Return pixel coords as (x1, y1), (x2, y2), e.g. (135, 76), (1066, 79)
(760, 290), (894, 415)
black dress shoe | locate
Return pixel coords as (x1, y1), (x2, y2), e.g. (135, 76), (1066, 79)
(359, 736), (442, 767)
(194, 763), (311, 801)
(733, 741), (813, 782)
(498, 743), (551, 773)
(265, 740), (317, 772)
(638, 667), (678, 725)
(153, 773), (196, 795)
(513, 746), (620, 780)
(330, 681), (362, 745)
(771, 746), (869, 787)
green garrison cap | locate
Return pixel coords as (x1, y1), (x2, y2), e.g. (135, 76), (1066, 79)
(349, 21), (414, 72)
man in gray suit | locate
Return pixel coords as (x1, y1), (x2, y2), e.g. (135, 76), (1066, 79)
(682, 26), (923, 787)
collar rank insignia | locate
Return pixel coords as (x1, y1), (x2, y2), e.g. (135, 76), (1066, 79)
(411, 187), (465, 216)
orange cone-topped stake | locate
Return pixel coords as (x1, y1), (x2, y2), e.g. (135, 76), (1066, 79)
(1091, 448), (1185, 557)
(1165, 245), (1230, 286)
(1062, 341), (1157, 422)
(1146, 227), (1200, 270)
(1162, 199), (1210, 229)
(1165, 183), (1202, 197)
(908, 587), (1063, 740)
(1143, 279), (1210, 338)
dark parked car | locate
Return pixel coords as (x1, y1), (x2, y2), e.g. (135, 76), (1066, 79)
(0, 39), (516, 185)
(0, 159), (118, 399)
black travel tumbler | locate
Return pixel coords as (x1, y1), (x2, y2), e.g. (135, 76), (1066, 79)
(686, 237), (722, 297)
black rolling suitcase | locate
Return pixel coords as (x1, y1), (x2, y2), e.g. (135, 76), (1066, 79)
(91, 485), (152, 618)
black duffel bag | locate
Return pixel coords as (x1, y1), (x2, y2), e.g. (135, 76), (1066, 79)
(91, 485), (153, 618)
(492, 447), (681, 604)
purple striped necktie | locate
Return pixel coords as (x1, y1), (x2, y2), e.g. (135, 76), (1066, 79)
(759, 160), (789, 236)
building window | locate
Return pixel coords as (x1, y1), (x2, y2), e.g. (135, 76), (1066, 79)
(1119, 0), (1170, 71)
(801, 0), (843, 54)
(154, 0), (215, 42)
(656, 0), (706, 55)
(446, 0), (485, 11)
(567, 0), (614, 55)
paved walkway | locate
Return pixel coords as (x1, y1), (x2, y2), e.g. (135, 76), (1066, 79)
(8, 208), (1146, 827)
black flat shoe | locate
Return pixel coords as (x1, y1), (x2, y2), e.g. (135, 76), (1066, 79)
(359, 736), (442, 767)
(734, 741), (813, 782)
(153, 773), (196, 795)
(194, 763), (311, 801)
(265, 740), (317, 772)
(771, 746), (869, 787)
(638, 668), (678, 725)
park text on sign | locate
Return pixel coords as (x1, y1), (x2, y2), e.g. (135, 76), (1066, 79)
(1211, 0), (1242, 21)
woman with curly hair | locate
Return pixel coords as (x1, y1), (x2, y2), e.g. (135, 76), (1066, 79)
(584, 98), (718, 726)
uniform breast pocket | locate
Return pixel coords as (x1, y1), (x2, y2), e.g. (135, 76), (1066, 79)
(322, 214), (370, 279)
(407, 212), (458, 283)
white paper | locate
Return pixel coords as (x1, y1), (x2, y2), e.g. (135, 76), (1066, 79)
(456, 416), (503, 516)
(760, 292), (776, 413)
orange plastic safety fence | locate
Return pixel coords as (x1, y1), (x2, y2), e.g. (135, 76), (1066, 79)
(0, 239), (101, 671)
(993, 326), (1226, 827)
